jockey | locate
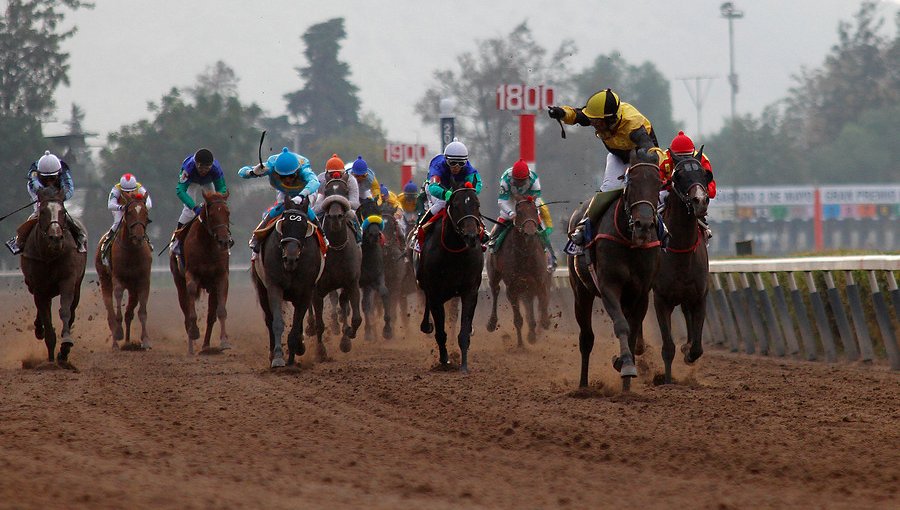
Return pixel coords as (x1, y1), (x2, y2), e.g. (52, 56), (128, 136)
(6, 150), (87, 254)
(100, 173), (152, 263)
(659, 130), (716, 237)
(314, 153), (362, 242)
(379, 184), (401, 210)
(417, 138), (482, 229)
(548, 88), (666, 249)
(346, 156), (382, 206)
(170, 148), (227, 254)
(490, 159), (556, 270)
(397, 180), (420, 237)
(238, 147), (320, 257)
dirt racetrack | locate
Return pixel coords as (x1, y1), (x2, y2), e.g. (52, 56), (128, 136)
(0, 272), (898, 510)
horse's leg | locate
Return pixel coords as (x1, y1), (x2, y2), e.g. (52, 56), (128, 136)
(361, 286), (374, 342)
(35, 295), (55, 362)
(507, 289), (524, 348)
(654, 295), (676, 384)
(137, 285), (151, 349)
(123, 287), (139, 346)
(112, 283), (125, 345)
(216, 276), (231, 350)
(183, 274), (201, 354)
(419, 295), (433, 334)
(345, 283), (362, 344)
(202, 287), (217, 351)
(458, 291), (478, 373)
(266, 289), (286, 368)
(329, 291), (341, 336)
(538, 284), (551, 330)
(430, 299), (448, 366)
(253, 273), (277, 364)
(57, 282), (77, 363)
(287, 302), (307, 366)
(99, 275), (119, 349)
(486, 260), (501, 332)
(599, 284), (637, 391)
(69, 274), (82, 330)
(313, 293), (329, 361)
(683, 298), (706, 364)
(379, 279), (392, 340)
(524, 293), (538, 345)
(573, 285), (595, 388)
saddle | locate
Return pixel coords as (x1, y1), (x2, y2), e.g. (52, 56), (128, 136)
(16, 217), (38, 241)
(253, 213), (327, 255)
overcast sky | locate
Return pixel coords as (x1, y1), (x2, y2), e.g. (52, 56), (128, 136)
(49, 0), (897, 154)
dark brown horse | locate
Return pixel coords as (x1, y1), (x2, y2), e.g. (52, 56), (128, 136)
(20, 187), (87, 365)
(652, 155), (711, 383)
(382, 206), (417, 329)
(96, 194), (152, 350)
(568, 158), (661, 391)
(486, 196), (550, 347)
(251, 200), (323, 368)
(358, 199), (392, 341)
(169, 190), (233, 354)
(312, 197), (362, 358)
(417, 186), (484, 372)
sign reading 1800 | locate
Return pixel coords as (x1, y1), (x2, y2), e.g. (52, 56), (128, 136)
(496, 84), (555, 111)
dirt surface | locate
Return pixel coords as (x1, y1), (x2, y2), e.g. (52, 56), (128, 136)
(0, 274), (898, 510)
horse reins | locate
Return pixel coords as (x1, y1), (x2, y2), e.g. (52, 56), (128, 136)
(200, 199), (232, 243)
(593, 163), (660, 249)
(514, 198), (539, 233)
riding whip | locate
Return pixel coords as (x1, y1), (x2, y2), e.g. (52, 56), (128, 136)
(0, 200), (37, 223)
(258, 130), (267, 167)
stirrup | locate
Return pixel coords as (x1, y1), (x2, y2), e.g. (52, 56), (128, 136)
(5, 237), (22, 255)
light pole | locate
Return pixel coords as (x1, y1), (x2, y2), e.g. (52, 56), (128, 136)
(676, 76), (716, 138)
(720, 2), (743, 121)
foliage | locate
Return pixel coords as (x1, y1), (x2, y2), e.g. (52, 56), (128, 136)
(0, 0), (92, 117)
(0, 115), (45, 247)
(305, 113), (400, 190)
(189, 60), (239, 99)
(284, 18), (361, 144)
(415, 21), (575, 211)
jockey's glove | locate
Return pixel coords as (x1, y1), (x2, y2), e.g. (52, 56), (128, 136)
(192, 206), (202, 216)
(547, 106), (565, 120)
(443, 189), (452, 201)
(252, 163), (267, 176)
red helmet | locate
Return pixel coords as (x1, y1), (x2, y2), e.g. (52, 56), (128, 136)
(670, 131), (695, 157)
(511, 159), (530, 180)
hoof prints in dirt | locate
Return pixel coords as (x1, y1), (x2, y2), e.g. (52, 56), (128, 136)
(22, 358), (78, 372)
(198, 347), (226, 356)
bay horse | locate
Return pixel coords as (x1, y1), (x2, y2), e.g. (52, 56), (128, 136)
(20, 187), (87, 365)
(486, 195), (551, 347)
(652, 155), (711, 383)
(312, 195), (362, 358)
(251, 200), (323, 368)
(418, 186), (484, 372)
(568, 154), (661, 391)
(358, 199), (392, 341)
(169, 190), (233, 355)
(381, 206), (417, 329)
(95, 194), (152, 350)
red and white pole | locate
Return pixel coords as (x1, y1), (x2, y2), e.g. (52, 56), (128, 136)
(400, 161), (414, 185)
(519, 113), (536, 170)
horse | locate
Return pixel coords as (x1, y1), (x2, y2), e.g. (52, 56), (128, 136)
(417, 186), (484, 372)
(312, 194), (362, 358)
(251, 200), (324, 368)
(486, 195), (551, 347)
(568, 154), (661, 391)
(382, 206), (417, 329)
(358, 199), (392, 341)
(169, 190), (233, 355)
(19, 187), (87, 366)
(652, 155), (712, 383)
(95, 194), (152, 350)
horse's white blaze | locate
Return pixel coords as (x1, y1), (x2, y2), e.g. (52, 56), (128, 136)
(135, 205), (142, 214)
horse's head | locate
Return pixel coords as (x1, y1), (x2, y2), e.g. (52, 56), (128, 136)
(513, 195), (540, 236)
(623, 161), (661, 245)
(670, 150), (711, 218)
(37, 187), (66, 248)
(380, 213), (402, 249)
(122, 193), (151, 246)
(322, 175), (350, 199)
(201, 190), (233, 250)
(446, 185), (483, 248)
(279, 202), (309, 272)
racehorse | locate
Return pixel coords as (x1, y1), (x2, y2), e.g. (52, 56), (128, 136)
(251, 200), (323, 368)
(652, 155), (711, 383)
(381, 206), (417, 328)
(312, 193), (362, 358)
(358, 199), (392, 341)
(95, 194), (152, 350)
(486, 195), (551, 347)
(417, 185), (484, 372)
(20, 187), (86, 365)
(568, 154), (661, 391)
(169, 190), (233, 355)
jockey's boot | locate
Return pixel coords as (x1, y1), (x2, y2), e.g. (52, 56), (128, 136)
(567, 217), (591, 255)
(540, 231), (557, 272)
(67, 216), (88, 253)
(100, 228), (115, 266)
(170, 222), (184, 256)
(5, 236), (22, 255)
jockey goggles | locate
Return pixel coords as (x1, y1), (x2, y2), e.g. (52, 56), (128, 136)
(446, 158), (468, 167)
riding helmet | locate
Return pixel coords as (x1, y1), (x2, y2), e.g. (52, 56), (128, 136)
(351, 156), (369, 176)
(402, 180), (418, 194)
(511, 159), (530, 180)
(326, 154), (345, 171)
(37, 151), (62, 176)
(274, 147), (301, 176)
(670, 131), (695, 157)
(582, 88), (620, 121)
(120, 173), (139, 191)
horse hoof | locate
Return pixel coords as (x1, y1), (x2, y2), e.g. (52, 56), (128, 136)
(486, 318), (498, 332)
(621, 364), (638, 378)
(220, 341), (233, 351)
(460, 364), (469, 374)
(383, 327), (393, 340)
(421, 323), (434, 334)
(684, 350), (703, 365)
(271, 357), (286, 368)
(528, 331), (538, 345)
(344, 326), (357, 340)
(339, 337), (352, 353)
(111, 341), (120, 350)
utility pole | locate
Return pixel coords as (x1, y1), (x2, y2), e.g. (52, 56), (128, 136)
(720, 2), (743, 121)
(676, 76), (716, 138)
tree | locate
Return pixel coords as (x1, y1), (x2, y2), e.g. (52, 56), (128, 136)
(0, 115), (45, 252)
(284, 18), (361, 144)
(189, 60), (239, 99)
(0, 0), (92, 117)
(416, 22), (574, 214)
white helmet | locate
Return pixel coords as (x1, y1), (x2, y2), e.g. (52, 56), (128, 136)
(119, 173), (138, 191)
(443, 138), (468, 162)
(37, 150), (62, 176)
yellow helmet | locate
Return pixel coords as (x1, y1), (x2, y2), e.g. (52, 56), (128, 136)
(582, 88), (620, 120)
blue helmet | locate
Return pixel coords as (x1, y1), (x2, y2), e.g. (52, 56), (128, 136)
(351, 156), (368, 176)
(274, 147), (301, 176)
(402, 180), (418, 194)
(380, 184), (389, 197)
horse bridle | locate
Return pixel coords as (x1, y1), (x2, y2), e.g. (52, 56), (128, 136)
(323, 208), (350, 251)
(38, 199), (65, 239)
(621, 162), (659, 232)
(513, 198), (539, 233)
(669, 158), (708, 215)
(200, 198), (233, 246)
(122, 199), (151, 244)
(446, 188), (483, 236)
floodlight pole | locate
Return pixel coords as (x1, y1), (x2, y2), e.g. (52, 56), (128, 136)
(721, 2), (744, 122)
